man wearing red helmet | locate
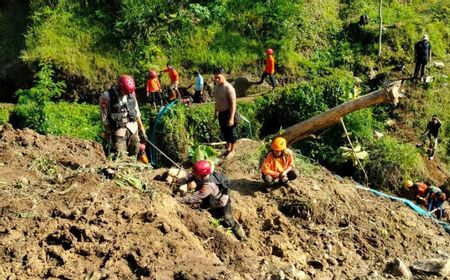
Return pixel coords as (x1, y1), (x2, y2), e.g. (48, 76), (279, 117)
(99, 75), (146, 157)
(257, 48), (277, 90)
(176, 160), (246, 240)
(146, 70), (163, 108)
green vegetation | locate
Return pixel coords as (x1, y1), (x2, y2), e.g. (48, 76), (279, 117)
(14, 64), (66, 132)
(15, 0), (448, 94)
(44, 102), (102, 141)
(365, 136), (425, 191)
(1, 0), (449, 192)
(0, 103), (14, 125)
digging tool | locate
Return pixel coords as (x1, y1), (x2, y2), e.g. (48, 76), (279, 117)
(143, 135), (181, 169)
(143, 136), (183, 193)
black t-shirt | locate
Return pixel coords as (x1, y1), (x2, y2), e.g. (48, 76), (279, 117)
(427, 121), (441, 137)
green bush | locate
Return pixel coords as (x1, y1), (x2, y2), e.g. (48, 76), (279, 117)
(255, 70), (355, 137)
(0, 103), (14, 125)
(14, 63), (66, 132)
(43, 102), (102, 141)
(147, 100), (260, 165)
(364, 136), (424, 192)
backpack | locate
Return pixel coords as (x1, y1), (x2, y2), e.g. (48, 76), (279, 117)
(210, 171), (230, 195)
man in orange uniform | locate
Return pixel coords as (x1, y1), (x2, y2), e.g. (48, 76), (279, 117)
(261, 137), (299, 190)
(257, 48), (277, 90)
(404, 180), (428, 205)
(161, 63), (181, 99)
(146, 70), (163, 107)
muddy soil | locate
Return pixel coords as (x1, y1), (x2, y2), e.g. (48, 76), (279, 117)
(0, 124), (449, 280)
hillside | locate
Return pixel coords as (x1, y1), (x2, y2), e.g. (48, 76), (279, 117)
(1, 124), (449, 279)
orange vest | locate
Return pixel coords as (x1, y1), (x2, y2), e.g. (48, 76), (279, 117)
(163, 67), (179, 83)
(415, 182), (428, 197)
(265, 55), (275, 74)
(146, 78), (161, 93)
(261, 148), (294, 178)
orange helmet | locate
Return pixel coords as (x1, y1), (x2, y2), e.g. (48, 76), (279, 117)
(266, 48), (274, 55)
(271, 137), (287, 151)
(403, 180), (413, 188)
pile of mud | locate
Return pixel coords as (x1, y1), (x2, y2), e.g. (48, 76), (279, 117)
(1, 124), (449, 280)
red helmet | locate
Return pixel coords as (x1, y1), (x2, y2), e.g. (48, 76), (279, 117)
(193, 160), (211, 177)
(266, 48), (274, 55)
(118, 75), (136, 94)
(148, 70), (157, 79)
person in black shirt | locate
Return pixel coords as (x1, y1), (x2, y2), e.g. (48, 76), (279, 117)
(413, 35), (432, 81)
(423, 115), (442, 160)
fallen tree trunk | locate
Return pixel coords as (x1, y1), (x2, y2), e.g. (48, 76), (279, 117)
(281, 81), (402, 145)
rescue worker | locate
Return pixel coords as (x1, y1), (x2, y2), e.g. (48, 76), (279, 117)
(193, 71), (204, 103)
(257, 48), (277, 90)
(424, 185), (447, 219)
(413, 34), (432, 81)
(213, 68), (239, 159)
(161, 63), (181, 99)
(99, 75), (147, 157)
(166, 88), (180, 104)
(261, 137), (299, 190)
(146, 70), (163, 108)
(404, 180), (428, 205)
(423, 115), (442, 160)
(176, 160), (246, 240)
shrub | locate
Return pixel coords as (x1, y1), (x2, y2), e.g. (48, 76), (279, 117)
(43, 102), (102, 141)
(14, 63), (66, 132)
(364, 136), (424, 192)
(0, 103), (14, 125)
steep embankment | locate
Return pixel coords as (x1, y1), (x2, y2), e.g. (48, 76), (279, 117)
(1, 124), (449, 279)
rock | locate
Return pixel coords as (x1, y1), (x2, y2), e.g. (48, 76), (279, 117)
(159, 223), (171, 234)
(271, 245), (284, 258)
(374, 131), (384, 139)
(327, 257), (338, 266)
(412, 257), (450, 277)
(434, 61), (445, 68)
(385, 258), (412, 279)
(287, 265), (308, 280)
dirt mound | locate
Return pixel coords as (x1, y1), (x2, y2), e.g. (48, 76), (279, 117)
(1, 125), (449, 279)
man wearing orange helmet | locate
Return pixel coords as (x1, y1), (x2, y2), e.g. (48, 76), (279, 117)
(146, 70), (163, 107)
(99, 75), (146, 157)
(257, 48), (277, 90)
(261, 137), (299, 189)
(404, 180), (428, 205)
(176, 160), (246, 240)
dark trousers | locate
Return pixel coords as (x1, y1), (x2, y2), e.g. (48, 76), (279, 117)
(193, 90), (204, 103)
(218, 110), (238, 144)
(149, 91), (163, 106)
(262, 169), (299, 187)
(413, 60), (427, 80)
(208, 199), (245, 239)
(258, 72), (277, 89)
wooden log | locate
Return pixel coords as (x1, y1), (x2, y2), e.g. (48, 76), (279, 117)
(281, 81), (402, 145)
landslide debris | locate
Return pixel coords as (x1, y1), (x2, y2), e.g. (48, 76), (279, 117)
(0, 124), (449, 280)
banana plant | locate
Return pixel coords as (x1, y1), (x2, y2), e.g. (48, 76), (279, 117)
(338, 145), (368, 166)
